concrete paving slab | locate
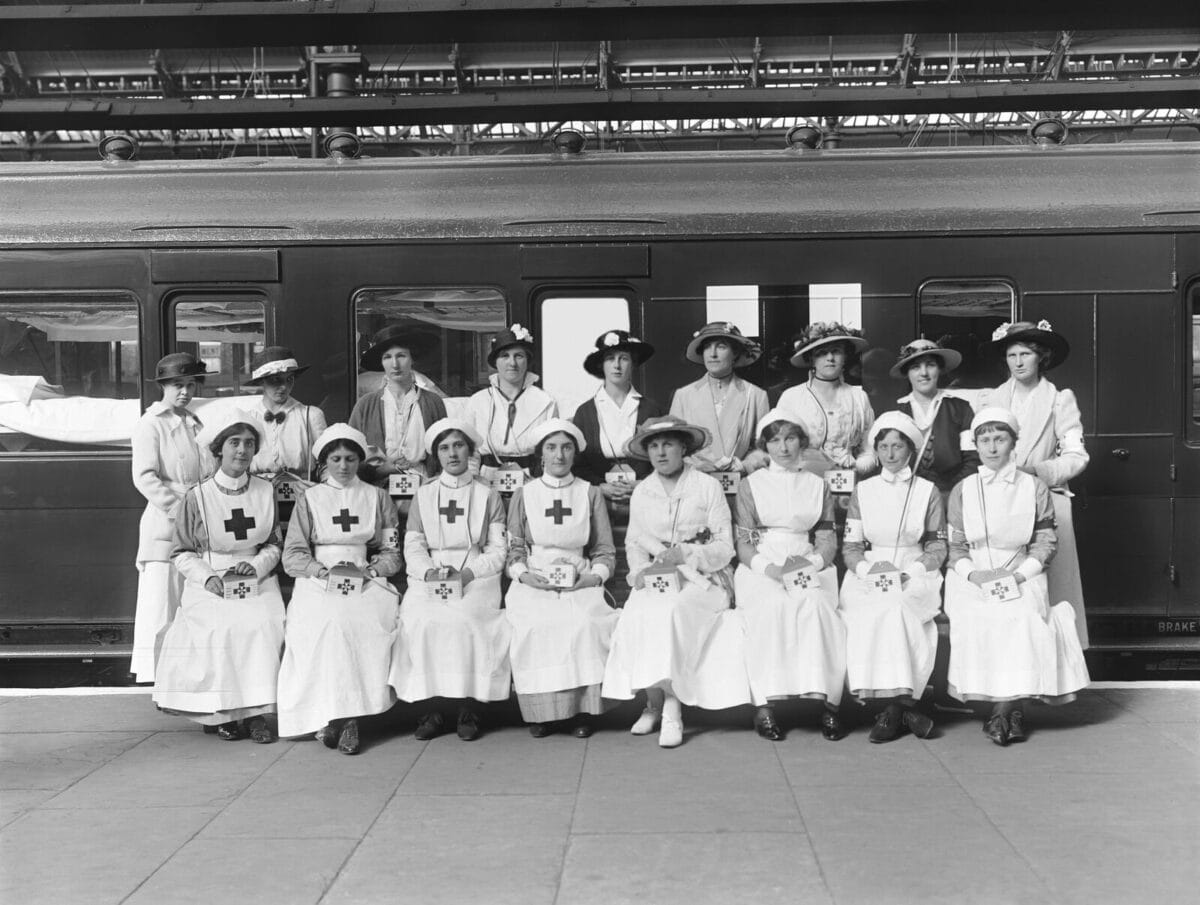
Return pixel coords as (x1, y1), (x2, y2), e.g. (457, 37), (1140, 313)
(0, 788), (56, 829)
(1099, 687), (1200, 723)
(1154, 723), (1200, 755)
(202, 734), (423, 839)
(573, 728), (803, 835)
(0, 693), (188, 732)
(557, 832), (832, 905)
(124, 836), (359, 905)
(774, 727), (952, 787)
(0, 730), (147, 791)
(42, 729), (292, 810)
(324, 793), (575, 905)
(0, 805), (219, 905)
(397, 727), (586, 796)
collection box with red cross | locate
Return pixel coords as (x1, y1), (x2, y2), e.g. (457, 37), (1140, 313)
(221, 569), (258, 600)
(712, 470), (741, 495)
(273, 474), (305, 505)
(605, 467), (635, 488)
(326, 563), (365, 597)
(870, 566), (902, 598)
(544, 562), (578, 589)
(824, 468), (856, 494)
(388, 472), (422, 498)
(983, 573), (1021, 603)
(781, 558), (820, 597)
(642, 562), (681, 595)
(428, 566), (463, 603)
(492, 465), (525, 495)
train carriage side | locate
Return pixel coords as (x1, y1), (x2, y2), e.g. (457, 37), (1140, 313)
(0, 145), (1197, 680)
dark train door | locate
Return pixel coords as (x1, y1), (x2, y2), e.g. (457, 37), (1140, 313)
(1171, 278), (1200, 645)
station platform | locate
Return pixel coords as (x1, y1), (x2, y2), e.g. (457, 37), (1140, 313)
(2, 685), (1198, 905)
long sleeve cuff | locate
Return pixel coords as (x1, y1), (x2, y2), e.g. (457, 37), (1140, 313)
(508, 561), (529, 580)
(807, 553), (826, 572)
(854, 561), (871, 579)
(750, 554), (771, 575)
(954, 558), (975, 579)
(904, 561), (927, 578)
(1016, 557), (1043, 580)
(591, 562), (611, 583)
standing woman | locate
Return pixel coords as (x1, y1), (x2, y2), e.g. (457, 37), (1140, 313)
(602, 416), (751, 748)
(669, 322), (770, 477)
(777, 322), (875, 480)
(278, 424), (401, 754)
(130, 352), (209, 683)
(389, 418), (511, 742)
(733, 411), (847, 742)
(891, 338), (979, 494)
(987, 321), (1090, 648)
(349, 325), (447, 489)
(246, 346), (328, 481)
(840, 412), (945, 743)
(465, 324), (558, 487)
(505, 419), (619, 738)
(944, 408), (1089, 745)
(153, 409), (285, 743)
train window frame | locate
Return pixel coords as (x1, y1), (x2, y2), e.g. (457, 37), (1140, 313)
(1186, 279), (1200, 442)
(166, 289), (272, 400)
(915, 277), (1018, 393)
(350, 285), (509, 406)
(0, 289), (143, 457)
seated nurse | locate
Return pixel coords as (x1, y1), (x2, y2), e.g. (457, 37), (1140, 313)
(153, 408), (285, 743)
(944, 407), (1090, 746)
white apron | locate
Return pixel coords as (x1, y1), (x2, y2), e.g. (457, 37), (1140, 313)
(505, 479), (618, 695)
(153, 476), (284, 721)
(389, 478), (511, 702)
(945, 471), (1089, 703)
(839, 473), (941, 700)
(277, 480), (399, 737)
(734, 467), (846, 706)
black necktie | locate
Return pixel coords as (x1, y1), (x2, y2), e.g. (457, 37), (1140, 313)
(264, 411), (286, 424)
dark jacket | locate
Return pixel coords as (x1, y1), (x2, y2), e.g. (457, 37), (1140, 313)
(571, 392), (665, 485)
(348, 387), (448, 484)
(896, 393), (980, 493)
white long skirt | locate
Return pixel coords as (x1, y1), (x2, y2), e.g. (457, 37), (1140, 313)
(505, 583), (618, 695)
(152, 577), (285, 723)
(839, 569), (940, 701)
(389, 574), (512, 703)
(601, 579), (751, 710)
(1048, 492), (1089, 649)
(945, 571), (1090, 704)
(736, 565), (847, 707)
(131, 561), (184, 683)
(277, 576), (399, 737)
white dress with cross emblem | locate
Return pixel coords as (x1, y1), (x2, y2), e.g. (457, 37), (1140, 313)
(601, 466), (752, 709)
(839, 469), (946, 701)
(388, 473), (512, 702)
(152, 471), (285, 723)
(277, 477), (401, 737)
(504, 476), (619, 722)
(944, 466), (1089, 703)
(733, 464), (847, 706)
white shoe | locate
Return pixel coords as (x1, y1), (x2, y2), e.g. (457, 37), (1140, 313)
(631, 708), (662, 735)
(658, 717), (683, 748)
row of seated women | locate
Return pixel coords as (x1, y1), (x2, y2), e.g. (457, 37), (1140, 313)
(134, 315), (1090, 752)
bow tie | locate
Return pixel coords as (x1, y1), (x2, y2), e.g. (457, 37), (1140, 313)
(264, 411), (286, 424)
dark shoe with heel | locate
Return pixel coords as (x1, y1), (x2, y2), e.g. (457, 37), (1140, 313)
(337, 719), (361, 755)
(571, 717), (594, 739)
(1006, 709), (1027, 743)
(246, 716), (274, 744)
(528, 722), (552, 738)
(316, 722), (339, 749)
(868, 707), (904, 744)
(754, 709), (784, 742)
(457, 708), (481, 741)
(821, 710), (847, 741)
(216, 721), (245, 741)
(984, 714), (1010, 747)
(414, 713), (444, 741)
(902, 708), (935, 739)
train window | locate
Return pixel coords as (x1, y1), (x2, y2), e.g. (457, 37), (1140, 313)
(917, 279), (1016, 389)
(538, 294), (631, 416)
(1190, 284), (1200, 431)
(171, 296), (266, 397)
(809, 283), (863, 328)
(353, 287), (506, 401)
(0, 293), (141, 453)
(706, 285), (759, 337)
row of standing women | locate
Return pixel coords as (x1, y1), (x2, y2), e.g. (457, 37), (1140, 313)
(133, 315), (1090, 751)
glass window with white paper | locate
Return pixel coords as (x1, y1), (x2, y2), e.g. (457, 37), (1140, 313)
(172, 297), (266, 397)
(538, 296), (631, 417)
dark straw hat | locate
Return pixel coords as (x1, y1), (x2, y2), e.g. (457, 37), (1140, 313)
(789, 322), (869, 368)
(247, 345), (310, 385)
(624, 415), (711, 460)
(583, 329), (655, 378)
(360, 325), (436, 372)
(149, 351), (209, 383)
(990, 320), (1069, 371)
(889, 338), (962, 379)
(487, 324), (536, 367)
(684, 322), (761, 367)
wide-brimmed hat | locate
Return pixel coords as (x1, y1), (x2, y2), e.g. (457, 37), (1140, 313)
(685, 322), (762, 367)
(583, 330), (655, 378)
(889, 338), (962, 379)
(487, 323), (536, 367)
(970, 406), (1020, 437)
(990, 320), (1069, 371)
(624, 415), (710, 460)
(149, 352), (210, 384)
(311, 423), (369, 461)
(529, 418), (587, 454)
(195, 407), (259, 452)
(423, 417), (483, 456)
(360, 325), (437, 372)
(789, 322), (869, 367)
(867, 411), (924, 452)
(247, 346), (309, 385)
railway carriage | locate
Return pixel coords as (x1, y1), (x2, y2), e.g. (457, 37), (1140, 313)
(1, 140), (1198, 680)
